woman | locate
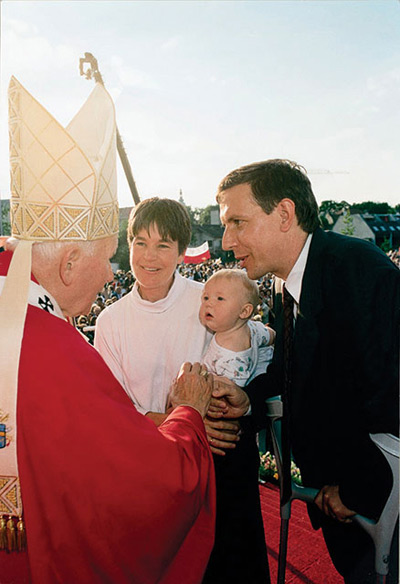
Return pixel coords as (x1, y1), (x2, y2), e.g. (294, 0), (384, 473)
(95, 197), (211, 425)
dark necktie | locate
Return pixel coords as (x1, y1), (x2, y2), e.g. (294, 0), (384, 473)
(281, 285), (294, 505)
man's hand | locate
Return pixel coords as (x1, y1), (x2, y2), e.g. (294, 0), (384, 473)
(314, 485), (356, 523)
(204, 416), (241, 456)
(208, 376), (250, 419)
(168, 362), (213, 419)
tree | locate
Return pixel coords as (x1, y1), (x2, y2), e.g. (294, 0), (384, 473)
(318, 200), (349, 230)
(350, 201), (395, 215)
(0, 199), (11, 236)
(340, 207), (355, 237)
(196, 205), (220, 225)
(380, 237), (392, 253)
(319, 200), (349, 215)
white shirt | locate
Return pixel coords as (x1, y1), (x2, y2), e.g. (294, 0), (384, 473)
(95, 272), (212, 415)
(202, 320), (274, 387)
(284, 233), (313, 314)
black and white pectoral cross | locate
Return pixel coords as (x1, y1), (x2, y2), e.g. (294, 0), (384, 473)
(38, 295), (54, 313)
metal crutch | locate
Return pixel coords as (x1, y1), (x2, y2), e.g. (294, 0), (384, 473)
(266, 396), (399, 584)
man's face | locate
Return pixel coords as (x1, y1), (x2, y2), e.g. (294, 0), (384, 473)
(219, 183), (286, 280)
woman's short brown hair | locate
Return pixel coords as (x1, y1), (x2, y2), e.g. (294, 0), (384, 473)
(127, 197), (191, 254)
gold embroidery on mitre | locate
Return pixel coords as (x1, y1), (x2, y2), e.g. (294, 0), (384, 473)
(43, 211), (55, 234)
(63, 206), (86, 220)
(28, 203), (48, 219)
(58, 211), (70, 235)
(77, 213), (89, 234)
(30, 226), (48, 239)
(11, 204), (23, 236)
(24, 208), (35, 232)
(8, 76), (118, 242)
(63, 227), (82, 240)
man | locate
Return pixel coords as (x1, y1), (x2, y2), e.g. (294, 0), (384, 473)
(211, 159), (399, 583)
(0, 77), (215, 583)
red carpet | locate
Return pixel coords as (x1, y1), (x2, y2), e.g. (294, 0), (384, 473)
(260, 483), (344, 583)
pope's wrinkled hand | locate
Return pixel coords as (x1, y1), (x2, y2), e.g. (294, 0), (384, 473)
(168, 362), (213, 419)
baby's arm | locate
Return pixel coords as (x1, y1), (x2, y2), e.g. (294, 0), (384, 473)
(265, 325), (276, 345)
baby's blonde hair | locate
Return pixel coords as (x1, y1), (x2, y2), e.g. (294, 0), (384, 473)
(206, 269), (260, 316)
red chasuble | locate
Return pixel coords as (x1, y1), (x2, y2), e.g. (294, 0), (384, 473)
(0, 251), (215, 583)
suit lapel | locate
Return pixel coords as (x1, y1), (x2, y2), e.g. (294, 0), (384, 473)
(292, 229), (326, 401)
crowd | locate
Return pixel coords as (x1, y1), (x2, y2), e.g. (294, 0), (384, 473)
(76, 244), (399, 345)
(388, 248), (400, 268)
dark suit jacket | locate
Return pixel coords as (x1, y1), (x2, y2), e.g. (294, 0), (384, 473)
(244, 228), (400, 521)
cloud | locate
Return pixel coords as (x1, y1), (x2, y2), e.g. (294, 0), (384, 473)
(367, 67), (400, 99)
(161, 36), (180, 51)
(2, 17), (76, 81)
(108, 55), (158, 90)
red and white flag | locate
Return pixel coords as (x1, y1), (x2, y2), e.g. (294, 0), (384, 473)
(183, 241), (211, 264)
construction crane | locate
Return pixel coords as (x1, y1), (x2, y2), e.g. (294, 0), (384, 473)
(79, 52), (140, 205)
(308, 169), (349, 175)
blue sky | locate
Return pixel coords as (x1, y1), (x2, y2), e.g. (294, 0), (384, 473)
(1, 0), (399, 210)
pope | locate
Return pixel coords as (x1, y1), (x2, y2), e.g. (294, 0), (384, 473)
(0, 77), (215, 584)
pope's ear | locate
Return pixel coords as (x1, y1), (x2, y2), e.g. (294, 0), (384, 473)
(277, 198), (296, 232)
(59, 246), (80, 286)
(240, 302), (254, 320)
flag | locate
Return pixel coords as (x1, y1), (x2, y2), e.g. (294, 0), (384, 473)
(183, 241), (211, 264)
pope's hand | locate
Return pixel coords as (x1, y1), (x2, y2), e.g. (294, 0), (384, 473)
(168, 362), (213, 419)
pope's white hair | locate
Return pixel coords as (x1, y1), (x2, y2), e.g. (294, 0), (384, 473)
(5, 237), (99, 260)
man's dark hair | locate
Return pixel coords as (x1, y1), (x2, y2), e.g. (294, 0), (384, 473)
(127, 197), (191, 254)
(217, 159), (320, 233)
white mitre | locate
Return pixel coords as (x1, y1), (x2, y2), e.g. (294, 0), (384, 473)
(0, 78), (118, 529)
(9, 75), (118, 241)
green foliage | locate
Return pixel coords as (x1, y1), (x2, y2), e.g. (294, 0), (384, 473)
(196, 205), (219, 225)
(318, 200), (349, 230)
(259, 451), (302, 486)
(0, 200), (11, 236)
(350, 201), (396, 215)
(340, 207), (355, 236)
(380, 237), (392, 253)
(319, 200), (349, 215)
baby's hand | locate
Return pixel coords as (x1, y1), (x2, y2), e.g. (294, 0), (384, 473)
(265, 325), (276, 345)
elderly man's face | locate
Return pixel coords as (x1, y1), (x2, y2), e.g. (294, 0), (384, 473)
(219, 183), (286, 280)
(67, 235), (117, 317)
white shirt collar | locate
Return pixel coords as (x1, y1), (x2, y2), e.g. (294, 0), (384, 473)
(131, 270), (187, 313)
(0, 275), (65, 320)
(284, 233), (313, 304)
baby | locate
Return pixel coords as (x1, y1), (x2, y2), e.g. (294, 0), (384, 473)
(199, 269), (275, 386)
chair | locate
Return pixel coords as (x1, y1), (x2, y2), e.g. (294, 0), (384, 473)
(265, 396), (399, 584)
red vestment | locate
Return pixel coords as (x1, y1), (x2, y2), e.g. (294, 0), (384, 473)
(0, 251), (215, 583)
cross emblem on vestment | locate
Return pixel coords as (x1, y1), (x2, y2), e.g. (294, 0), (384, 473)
(38, 295), (54, 313)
